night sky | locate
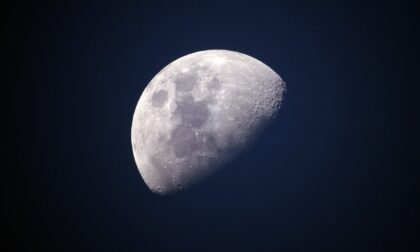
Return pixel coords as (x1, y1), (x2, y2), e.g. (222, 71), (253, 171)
(6, 1), (418, 251)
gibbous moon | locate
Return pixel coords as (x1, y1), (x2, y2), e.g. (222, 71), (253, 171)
(131, 50), (286, 194)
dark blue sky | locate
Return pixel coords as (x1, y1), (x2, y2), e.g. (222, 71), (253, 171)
(6, 1), (418, 251)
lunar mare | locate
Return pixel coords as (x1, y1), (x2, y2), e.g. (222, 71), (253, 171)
(131, 50), (286, 194)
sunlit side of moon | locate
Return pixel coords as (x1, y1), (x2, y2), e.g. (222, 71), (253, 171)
(131, 50), (286, 194)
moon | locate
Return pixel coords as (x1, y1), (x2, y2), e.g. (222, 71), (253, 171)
(131, 50), (286, 194)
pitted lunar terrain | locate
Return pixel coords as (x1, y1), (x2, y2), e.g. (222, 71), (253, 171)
(131, 50), (285, 194)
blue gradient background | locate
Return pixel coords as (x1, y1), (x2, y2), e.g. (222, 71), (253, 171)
(6, 1), (418, 251)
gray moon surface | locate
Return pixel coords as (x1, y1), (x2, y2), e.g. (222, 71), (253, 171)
(131, 50), (286, 194)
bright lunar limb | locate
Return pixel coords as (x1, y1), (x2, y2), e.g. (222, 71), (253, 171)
(131, 50), (286, 194)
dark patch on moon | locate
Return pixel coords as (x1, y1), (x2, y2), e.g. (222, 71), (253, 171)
(207, 77), (221, 90)
(174, 71), (198, 92)
(170, 125), (198, 158)
(202, 134), (219, 154)
(151, 90), (168, 107)
(176, 95), (209, 128)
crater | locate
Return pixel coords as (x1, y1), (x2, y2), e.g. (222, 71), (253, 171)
(170, 125), (198, 158)
(151, 90), (168, 107)
(150, 154), (174, 189)
(176, 95), (209, 128)
(197, 64), (209, 73)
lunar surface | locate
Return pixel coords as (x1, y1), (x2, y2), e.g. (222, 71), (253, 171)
(131, 50), (286, 194)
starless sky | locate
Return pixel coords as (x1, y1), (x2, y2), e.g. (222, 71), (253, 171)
(5, 1), (418, 251)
